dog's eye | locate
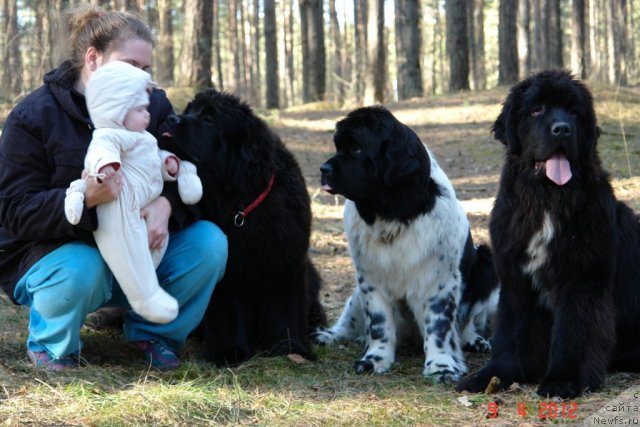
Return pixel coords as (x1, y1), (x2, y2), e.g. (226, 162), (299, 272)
(532, 105), (545, 117)
(350, 145), (362, 155)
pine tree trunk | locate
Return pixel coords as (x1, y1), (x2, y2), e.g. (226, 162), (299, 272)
(468, 0), (486, 90)
(498, 0), (519, 84)
(446, 0), (470, 91)
(177, 0), (212, 88)
(518, 0), (532, 78)
(395, 0), (423, 99)
(300, 0), (326, 102)
(329, 0), (345, 103)
(3, 0), (22, 99)
(214, 0), (224, 90)
(264, 0), (279, 108)
(253, 0), (261, 106)
(229, 0), (242, 93)
(353, 0), (366, 102)
(156, 0), (174, 86)
(364, 0), (385, 104)
(547, 0), (563, 68)
(572, 0), (587, 78)
(533, 0), (548, 70)
(283, 0), (295, 105)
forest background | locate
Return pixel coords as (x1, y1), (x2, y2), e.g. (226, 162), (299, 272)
(2, 1), (640, 425)
(0, 0), (638, 110)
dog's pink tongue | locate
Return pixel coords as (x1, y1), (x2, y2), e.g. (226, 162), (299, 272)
(545, 154), (572, 186)
(321, 184), (333, 192)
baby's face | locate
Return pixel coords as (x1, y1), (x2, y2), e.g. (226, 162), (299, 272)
(124, 104), (150, 132)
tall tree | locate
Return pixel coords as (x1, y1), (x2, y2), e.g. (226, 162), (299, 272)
(264, 0), (279, 108)
(283, 0), (295, 105)
(572, 0), (588, 78)
(547, 0), (563, 68)
(156, 0), (174, 86)
(2, 0), (22, 99)
(213, 0), (224, 90)
(518, 0), (532, 78)
(177, 0), (212, 88)
(498, 0), (519, 84)
(395, 0), (423, 99)
(364, 0), (386, 104)
(329, 0), (345, 103)
(299, 0), (326, 102)
(446, 0), (470, 90)
(252, 0), (261, 106)
(229, 0), (242, 94)
(468, 0), (486, 90)
(532, 0), (548, 70)
(353, 0), (366, 101)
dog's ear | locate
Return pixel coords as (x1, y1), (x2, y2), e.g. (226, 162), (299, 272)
(492, 79), (531, 155)
(383, 125), (424, 187)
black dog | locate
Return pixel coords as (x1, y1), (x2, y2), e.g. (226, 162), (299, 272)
(160, 89), (326, 365)
(456, 70), (640, 398)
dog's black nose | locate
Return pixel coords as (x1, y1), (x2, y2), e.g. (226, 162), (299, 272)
(165, 114), (181, 126)
(551, 122), (572, 137)
(320, 163), (332, 176)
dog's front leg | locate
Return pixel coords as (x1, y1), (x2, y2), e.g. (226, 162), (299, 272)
(354, 273), (397, 374)
(313, 286), (365, 345)
(418, 288), (467, 383)
(537, 290), (615, 398)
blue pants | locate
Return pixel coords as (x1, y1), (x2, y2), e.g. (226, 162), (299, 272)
(13, 220), (227, 359)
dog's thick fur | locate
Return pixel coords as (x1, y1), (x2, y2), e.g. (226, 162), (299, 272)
(315, 106), (499, 382)
(456, 70), (640, 398)
(159, 90), (326, 365)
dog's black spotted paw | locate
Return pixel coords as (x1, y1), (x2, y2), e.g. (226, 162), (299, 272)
(354, 360), (374, 374)
(537, 380), (584, 399)
(463, 336), (491, 353)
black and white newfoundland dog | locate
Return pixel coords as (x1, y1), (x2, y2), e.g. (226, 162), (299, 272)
(315, 106), (499, 382)
(457, 70), (640, 398)
(159, 89), (326, 365)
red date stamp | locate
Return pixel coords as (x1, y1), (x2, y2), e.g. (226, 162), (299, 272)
(487, 401), (578, 419)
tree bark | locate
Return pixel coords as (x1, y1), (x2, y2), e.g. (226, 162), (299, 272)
(364, 0), (385, 104)
(264, 0), (279, 108)
(329, 0), (345, 103)
(572, 0), (588, 78)
(468, 0), (486, 90)
(547, 0), (563, 68)
(156, 0), (174, 86)
(299, 0), (326, 102)
(395, 0), (423, 99)
(2, 0), (22, 99)
(177, 0), (212, 88)
(518, 0), (532, 78)
(446, 0), (470, 91)
(498, 0), (519, 84)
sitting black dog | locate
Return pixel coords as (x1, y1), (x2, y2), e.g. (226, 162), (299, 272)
(457, 70), (640, 398)
(160, 89), (326, 365)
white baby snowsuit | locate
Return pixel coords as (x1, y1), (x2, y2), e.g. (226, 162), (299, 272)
(64, 61), (202, 324)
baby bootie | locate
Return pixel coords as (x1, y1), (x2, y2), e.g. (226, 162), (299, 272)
(64, 179), (87, 225)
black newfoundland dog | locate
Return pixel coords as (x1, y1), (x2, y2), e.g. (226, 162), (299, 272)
(315, 107), (499, 382)
(457, 70), (640, 398)
(159, 89), (326, 365)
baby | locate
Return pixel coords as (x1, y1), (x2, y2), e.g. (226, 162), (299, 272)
(65, 60), (202, 324)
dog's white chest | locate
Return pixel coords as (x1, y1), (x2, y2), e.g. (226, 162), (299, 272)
(523, 212), (555, 305)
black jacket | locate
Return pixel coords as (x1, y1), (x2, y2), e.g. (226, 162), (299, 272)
(0, 61), (196, 303)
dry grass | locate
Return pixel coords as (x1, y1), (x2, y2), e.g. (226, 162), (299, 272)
(2, 82), (640, 426)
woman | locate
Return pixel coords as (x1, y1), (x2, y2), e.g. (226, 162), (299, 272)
(0, 5), (227, 371)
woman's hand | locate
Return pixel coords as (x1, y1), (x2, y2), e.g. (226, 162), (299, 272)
(84, 170), (124, 208)
(141, 196), (172, 250)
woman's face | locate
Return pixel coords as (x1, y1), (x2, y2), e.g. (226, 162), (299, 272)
(101, 38), (153, 71)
